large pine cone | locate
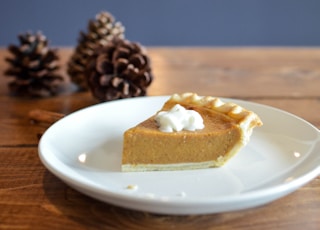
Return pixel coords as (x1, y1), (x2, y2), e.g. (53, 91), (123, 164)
(87, 38), (153, 102)
(68, 11), (125, 90)
(4, 32), (63, 97)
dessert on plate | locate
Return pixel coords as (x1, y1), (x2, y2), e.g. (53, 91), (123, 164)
(122, 93), (263, 172)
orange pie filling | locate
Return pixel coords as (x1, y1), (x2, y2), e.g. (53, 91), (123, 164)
(122, 93), (262, 172)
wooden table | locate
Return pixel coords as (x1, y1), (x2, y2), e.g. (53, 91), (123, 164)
(0, 48), (319, 229)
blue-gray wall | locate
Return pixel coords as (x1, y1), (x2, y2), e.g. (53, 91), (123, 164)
(1, 0), (320, 47)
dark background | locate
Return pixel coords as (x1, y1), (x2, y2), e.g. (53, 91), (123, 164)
(0, 0), (319, 47)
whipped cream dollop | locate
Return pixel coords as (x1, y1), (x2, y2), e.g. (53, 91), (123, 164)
(155, 104), (205, 132)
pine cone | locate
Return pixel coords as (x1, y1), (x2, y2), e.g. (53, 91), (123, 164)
(68, 11), (125, 90)
(4, 32), (63, 97)
(87, 38), (153, 102)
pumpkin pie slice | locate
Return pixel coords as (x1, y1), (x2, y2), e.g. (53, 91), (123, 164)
(122, 93), (262, 172)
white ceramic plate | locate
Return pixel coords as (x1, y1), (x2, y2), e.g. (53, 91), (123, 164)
(38, 96), (320, 215)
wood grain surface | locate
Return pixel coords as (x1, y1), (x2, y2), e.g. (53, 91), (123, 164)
(0, 48), (319, 229)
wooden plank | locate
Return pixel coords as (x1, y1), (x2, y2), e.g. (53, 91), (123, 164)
(147, 48), (320, 97)
(1, 48), (320, 98)
(0, 148), (319, 229)
(0, 97), (318, 147)
(0, 92), (96, 146)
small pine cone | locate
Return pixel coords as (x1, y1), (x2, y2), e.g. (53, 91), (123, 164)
(4, 32), (63, 97)
(68, 11), (125, 90)
(87, 38), (153, 102)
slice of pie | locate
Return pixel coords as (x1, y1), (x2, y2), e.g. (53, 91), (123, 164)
(122, 93), (262, 172)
